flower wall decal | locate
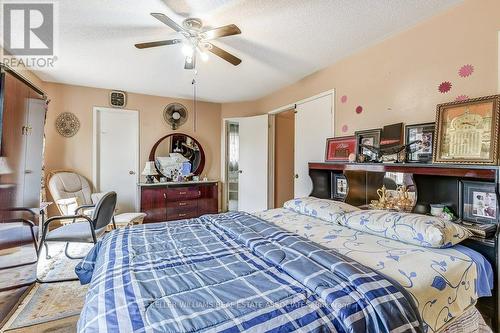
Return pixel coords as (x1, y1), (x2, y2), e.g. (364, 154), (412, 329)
(340, 95), (348, 103)
(458, 64), (474, 78)
(355, 106), (363, 114)
(438, 81), (452, 93)
(455, 94), (469, 102)
(342, 124), (348, 132)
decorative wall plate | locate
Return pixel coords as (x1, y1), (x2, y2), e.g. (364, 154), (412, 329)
(55, 112), (80, 137)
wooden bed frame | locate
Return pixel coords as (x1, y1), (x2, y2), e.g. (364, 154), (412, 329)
(308, 162), (499, 332)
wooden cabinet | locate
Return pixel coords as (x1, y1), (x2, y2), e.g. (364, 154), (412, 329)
(0, 66), (46, 327)
(139, 182), (218, 223)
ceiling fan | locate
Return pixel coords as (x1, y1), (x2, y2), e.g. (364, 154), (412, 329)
(135, 13), (242, 70)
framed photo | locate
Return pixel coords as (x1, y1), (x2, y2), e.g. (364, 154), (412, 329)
(354, 128), (382, 162)
(433, 95), (500, 164)
(405, 122), (435, 163)
(380, 123), (403, 149)
(461, 181), (498, 224)
(332, 173), (348, 200)
(325, 136), (356, 162)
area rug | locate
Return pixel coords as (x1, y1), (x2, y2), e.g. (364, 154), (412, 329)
(5, 282), (87, 330)
(37, 242), (93, 281)
(4, 315), (78, 333)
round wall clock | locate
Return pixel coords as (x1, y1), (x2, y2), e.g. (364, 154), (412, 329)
(55, 112), (80, 137)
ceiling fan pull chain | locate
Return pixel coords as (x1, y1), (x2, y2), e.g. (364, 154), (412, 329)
(192, 73), (197, 132)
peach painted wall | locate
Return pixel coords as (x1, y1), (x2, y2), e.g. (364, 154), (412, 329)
(44, 82), (221, 191)
(222, 0), (500, 137)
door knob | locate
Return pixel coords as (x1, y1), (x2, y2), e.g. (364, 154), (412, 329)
(238, 170), (243, 174)
(129, 171), (136, 175)
(295, 174), (299, 179)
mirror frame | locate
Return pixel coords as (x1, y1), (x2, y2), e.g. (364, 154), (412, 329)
(149, 133), (206, 176)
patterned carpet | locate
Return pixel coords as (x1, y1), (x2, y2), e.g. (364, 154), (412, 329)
(5, 282), (87, 330)
(2, 242), (92, 332)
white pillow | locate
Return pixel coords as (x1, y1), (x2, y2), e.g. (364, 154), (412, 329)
(283, 197), (360, 224)
(338, 210), (471, 248)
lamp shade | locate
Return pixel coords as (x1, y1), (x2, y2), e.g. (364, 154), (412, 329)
(0, 157), (13, 175)
(142, 161), (159, 176)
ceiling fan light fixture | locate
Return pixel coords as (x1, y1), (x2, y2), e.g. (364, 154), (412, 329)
(200, 51), (209, 62)
(182, 44), (194, 57)
(185, 56), (193, 64)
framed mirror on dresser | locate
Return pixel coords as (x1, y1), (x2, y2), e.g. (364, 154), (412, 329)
(139, 133), (218, 223)
(309, 162), (500, 332)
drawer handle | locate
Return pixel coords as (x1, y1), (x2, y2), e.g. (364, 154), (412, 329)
(178, 213), (187, 217)
(163, 193), (166, 199)
(179, 202), (187, 206)
(179, 191), (187, 195)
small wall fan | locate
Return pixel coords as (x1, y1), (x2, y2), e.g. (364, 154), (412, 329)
(163, 103), (188, 130)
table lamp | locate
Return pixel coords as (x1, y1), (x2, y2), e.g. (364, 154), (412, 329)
(142, 161), (158, 184)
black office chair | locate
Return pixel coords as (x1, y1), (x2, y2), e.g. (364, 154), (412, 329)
(37, 192), (117, 282)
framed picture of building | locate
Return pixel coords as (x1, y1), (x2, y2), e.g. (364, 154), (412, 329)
(433, 95), (500, 164)
(325, 136), (356, 162)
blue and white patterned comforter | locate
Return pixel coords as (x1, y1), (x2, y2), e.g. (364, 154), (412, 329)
(76, 212), (422, 333)
(255, 208), (493, 333)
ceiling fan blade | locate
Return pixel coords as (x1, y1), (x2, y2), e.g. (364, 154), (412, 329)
(203, 24), (241, 40)
(135, 39), (182, 49)
(151, 13), (184, 32)
(207, 43), (241, 66)
(184, 54), (196, 70)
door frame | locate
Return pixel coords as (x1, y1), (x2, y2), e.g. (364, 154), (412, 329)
(221, 117), (241, 212)
(267, 89), (335, 208)
(92, 106), (140, 209)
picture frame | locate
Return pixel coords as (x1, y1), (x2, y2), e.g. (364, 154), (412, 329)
(461, 180), (498, 224)
(354, 128), (382, 162)
(380, 123), (403, 149)
(404, 122), (435, 163)
(325, 136), (356, 162)
(332, 173), (348, 200)
(433, 95), (500, 164)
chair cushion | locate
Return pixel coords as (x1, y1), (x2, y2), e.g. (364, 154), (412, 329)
(45, 222), (105, 243)
(48, 172), (93, 205)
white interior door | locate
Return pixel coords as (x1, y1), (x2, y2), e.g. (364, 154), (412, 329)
(294, 94), (333, 197)
(238, 115), (268, 213)
(23, 98), (46, 207)
(94, 108), (139, 213)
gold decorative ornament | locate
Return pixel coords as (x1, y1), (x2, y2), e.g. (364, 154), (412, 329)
(55, 112), (80, 137)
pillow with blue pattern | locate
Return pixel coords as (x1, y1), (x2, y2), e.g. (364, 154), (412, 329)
(338, 210), (471, 248)
(283, 197), (360, 224)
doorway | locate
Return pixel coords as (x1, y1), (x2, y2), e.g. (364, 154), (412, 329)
(223, 115), (269, 213)
(93, 107), (139, 213)
(226, 121), (239, 211)
(274, 109), (295, 208)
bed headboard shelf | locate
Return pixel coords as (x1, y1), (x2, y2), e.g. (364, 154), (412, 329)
(308, 161), (499, 330)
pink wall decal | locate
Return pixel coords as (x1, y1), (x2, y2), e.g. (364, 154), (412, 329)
(455, 94), (469, 102)
(355, 106), (363, 114)
(340, 95), (348, 103)
(438, 81), (452, 93)
(342, 124), (348, 132)
(458, 64), (474, 78)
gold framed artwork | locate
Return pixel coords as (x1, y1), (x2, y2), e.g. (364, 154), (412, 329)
(433, 95), (500, 164)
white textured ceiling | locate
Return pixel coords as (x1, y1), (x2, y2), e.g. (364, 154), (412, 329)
(32, 0), (462, 103)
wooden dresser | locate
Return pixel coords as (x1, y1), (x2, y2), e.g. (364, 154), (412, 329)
(139, 181), (218, 223)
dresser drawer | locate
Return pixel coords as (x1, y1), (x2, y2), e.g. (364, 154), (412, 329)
(165, 187), (201, 201)
(166, 208), (198, 221)
(166, 200), (197, 210)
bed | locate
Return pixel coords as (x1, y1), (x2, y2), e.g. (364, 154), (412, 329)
(75, 198), (493, 333)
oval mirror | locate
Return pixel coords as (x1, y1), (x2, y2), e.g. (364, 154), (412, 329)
(149, 133), (205, 178)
